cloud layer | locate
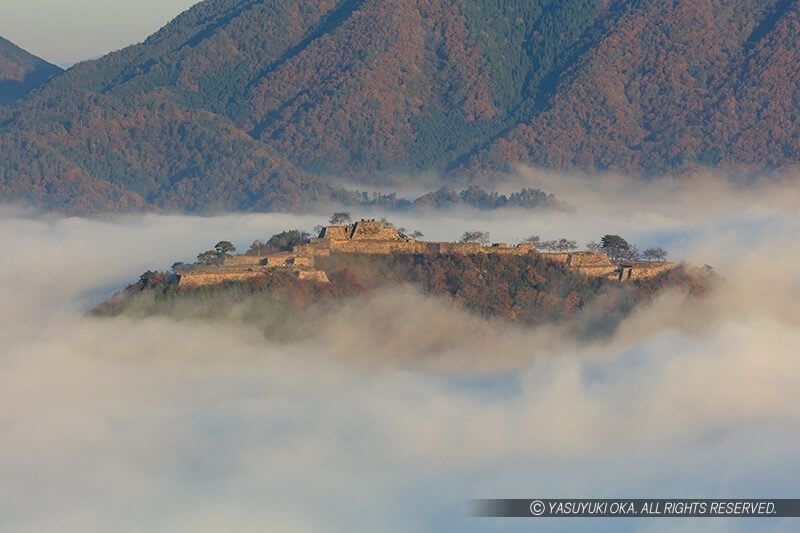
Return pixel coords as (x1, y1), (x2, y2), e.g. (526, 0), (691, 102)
(1, 178), (799, 532)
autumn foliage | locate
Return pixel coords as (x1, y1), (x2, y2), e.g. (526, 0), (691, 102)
(3, 1), (800, 213)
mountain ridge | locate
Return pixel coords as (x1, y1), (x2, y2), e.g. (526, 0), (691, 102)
(2, 0), (800, 214)
(0, 36), (62, 106)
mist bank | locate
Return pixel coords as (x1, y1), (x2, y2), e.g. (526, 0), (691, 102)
(1, 176), (799, 532)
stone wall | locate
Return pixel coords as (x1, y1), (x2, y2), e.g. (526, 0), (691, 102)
(350, 220), (401, 241)
(620, 262), (676, 280)
(319, 220), (402, 241)
(264, 252), (294, 266)
(328, 239), (427, 254)
(300, 238), (535, 257)
(178, 270), (265, 287)
(289, 256), (314, 267)
(320, 226), (350, 240)
(540, 252), (571, 264)
(179, 220), (674, 288)
(223, 256), (265, 267)
(540, 251), (612, 266)
(539, 251), (616, 276)
(566, 252), (613, 266)
(296, 269), (330, 283)
(539, 252), (677, 280)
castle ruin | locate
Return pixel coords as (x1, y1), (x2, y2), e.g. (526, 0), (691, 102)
(176, 219), (675, 287)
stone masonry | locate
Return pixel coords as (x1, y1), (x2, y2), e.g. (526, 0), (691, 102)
(177, 219), (675, 287)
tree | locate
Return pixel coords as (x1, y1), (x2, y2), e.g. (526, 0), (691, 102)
(267, 230), (310, 252)
(411, 230), (424, 239)
(460, 231), (490, 244)
(330, 212), (352, 225)
(523, 235), (541, 245)
(313, 225), (324, 237)
(538, 240), (557, 252)
(197, 250), (219, 265)
(642, 247), (667, 262)
(247, 231), (311, 254)
(247, 239), (269, 256)
(600, 234), (630, 260)
(619, 244), (641, 261)
(601, 234), (629, 250)
(586, 241), (602, 252)
(215, 241), (236, 256)
(554, 238), (578, 252)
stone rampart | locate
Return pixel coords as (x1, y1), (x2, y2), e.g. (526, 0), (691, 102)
(329, 239), (427, 254)
(539, 252), (677, 279)
(351, 220), (401, 240)
(300, 238), (535, 257)
(264, 252), (294, 266)
(296, 269), (330, 283)
(223, 256), (265, 267)
(178, 271), (265, 287)
(567, 252), (613, 266)
(540, 251), (612, 267)
(617, 261), (676, 281)
(319, 219), (402, 241)
(319, 226), (350, 240)
(179, 220), (675, 288)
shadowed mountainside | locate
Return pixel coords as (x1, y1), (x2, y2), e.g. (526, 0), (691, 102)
(2, 0), (800, 213)
(0, 36), (62, 106)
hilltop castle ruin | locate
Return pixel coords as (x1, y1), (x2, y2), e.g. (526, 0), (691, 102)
(176, 219), (674, 287)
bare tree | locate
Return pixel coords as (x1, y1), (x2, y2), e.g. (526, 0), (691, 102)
(523, 235), (541, 245)
(197, 250), (219, 265)
(586, 241), (602, 252)
(460, 231), (490, 245)
(247, 239), (269, 256)
(618, 244), (641, 261)
(411, 230), (424, 239)
(538, 240), (557, 252)
(642, 247), (668, 262)
(554, 238), (578, 252)
(329, 212), (352, 225)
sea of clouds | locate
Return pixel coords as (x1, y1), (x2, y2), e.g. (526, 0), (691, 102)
(1, 174), (799, 532)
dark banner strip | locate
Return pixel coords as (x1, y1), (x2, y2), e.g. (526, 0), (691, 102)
(471, 499), (800, 518)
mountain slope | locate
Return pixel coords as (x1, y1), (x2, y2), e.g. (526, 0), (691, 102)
(0, 36), (62, 106)
(0, 2), (340, 213)
(455, 0), (800, 178)
(2, 0), (800, 213)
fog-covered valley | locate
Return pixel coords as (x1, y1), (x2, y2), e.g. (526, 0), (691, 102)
(2, 175), (799, 532)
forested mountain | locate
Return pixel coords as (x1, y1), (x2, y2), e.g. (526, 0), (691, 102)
(456, 0), (800, 178)
(0, 37), (62, 106)
(1, 0), (799, 213)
